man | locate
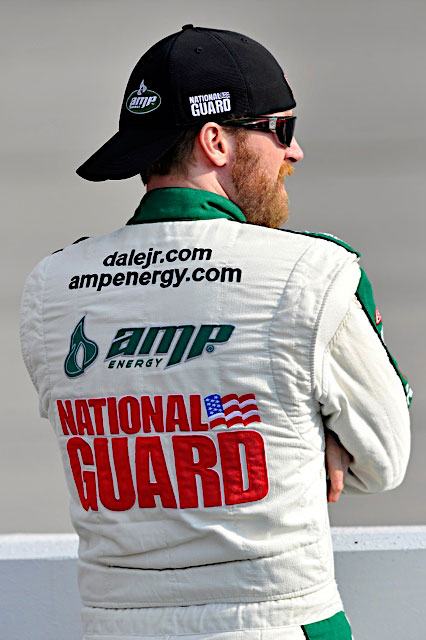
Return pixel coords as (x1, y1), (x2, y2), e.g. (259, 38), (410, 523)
(20, 25), (411, 640)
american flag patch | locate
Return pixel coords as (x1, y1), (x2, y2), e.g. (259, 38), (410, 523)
(204, 393), (261, 429)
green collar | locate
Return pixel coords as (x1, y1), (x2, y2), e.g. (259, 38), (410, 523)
(127, 188), (246, 225)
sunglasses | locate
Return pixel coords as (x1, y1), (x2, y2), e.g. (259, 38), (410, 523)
(222, 116), (296, 147)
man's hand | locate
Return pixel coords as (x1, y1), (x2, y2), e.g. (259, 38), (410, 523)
(325, 429), (351, 503)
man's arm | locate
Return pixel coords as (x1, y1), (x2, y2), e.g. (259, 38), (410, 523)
(20, 256), (51, 419)
(319, 293), (411, 493)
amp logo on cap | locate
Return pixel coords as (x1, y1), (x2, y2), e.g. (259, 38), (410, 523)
(126, 80), (161, 114)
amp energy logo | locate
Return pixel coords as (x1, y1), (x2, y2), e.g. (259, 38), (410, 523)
(64, 317), (99, 378)
(126, 79), (161, 114)
(106, 324), (235, 369)
(64, 320), (235, 378)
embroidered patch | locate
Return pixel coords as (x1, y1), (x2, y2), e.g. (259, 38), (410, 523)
(57, 392), (268, 511)
(105, 324), (235, 368)
(64, 317), (99, 378)
(126, 79), (161, 114)
(204, 393), (261, 428)
(188, 91), (231, 117)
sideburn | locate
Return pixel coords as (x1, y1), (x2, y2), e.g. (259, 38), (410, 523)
(231, 137), (289, 229)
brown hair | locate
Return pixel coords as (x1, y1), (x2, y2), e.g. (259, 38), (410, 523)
(140, 122), (246, 185)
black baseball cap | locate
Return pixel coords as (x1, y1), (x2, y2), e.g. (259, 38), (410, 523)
(76, 25), (296, 181)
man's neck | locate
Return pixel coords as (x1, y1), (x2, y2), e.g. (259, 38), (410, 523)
(146, 173), (230, 200)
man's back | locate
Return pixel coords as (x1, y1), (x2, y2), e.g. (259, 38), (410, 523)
(21, 187), (409, 636)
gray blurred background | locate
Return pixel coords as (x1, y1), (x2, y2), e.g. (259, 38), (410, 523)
(1, 0), (425, 533)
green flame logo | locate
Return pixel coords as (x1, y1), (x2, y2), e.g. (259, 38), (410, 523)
(64, 317), (99, 378)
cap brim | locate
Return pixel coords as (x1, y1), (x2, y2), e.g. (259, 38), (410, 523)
(76, 127), (186, 182)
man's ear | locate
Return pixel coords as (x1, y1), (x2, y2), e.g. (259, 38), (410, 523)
(196, 122), (233, 168)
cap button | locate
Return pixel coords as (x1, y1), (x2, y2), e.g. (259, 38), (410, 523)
(182, 24), (194, 30)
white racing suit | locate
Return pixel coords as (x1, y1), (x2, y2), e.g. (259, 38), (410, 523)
(20, 187), (411, 639)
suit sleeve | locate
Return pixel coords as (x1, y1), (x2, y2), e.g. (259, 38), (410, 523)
(315, 263), (411, 494)
(20, 256), (52, 419)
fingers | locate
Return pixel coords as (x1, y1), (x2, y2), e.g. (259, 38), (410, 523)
(328, 468), (345, 503)
(325, 430), (351, 503)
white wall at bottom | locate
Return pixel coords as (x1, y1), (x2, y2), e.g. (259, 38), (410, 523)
(1, 527), (425, 640)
